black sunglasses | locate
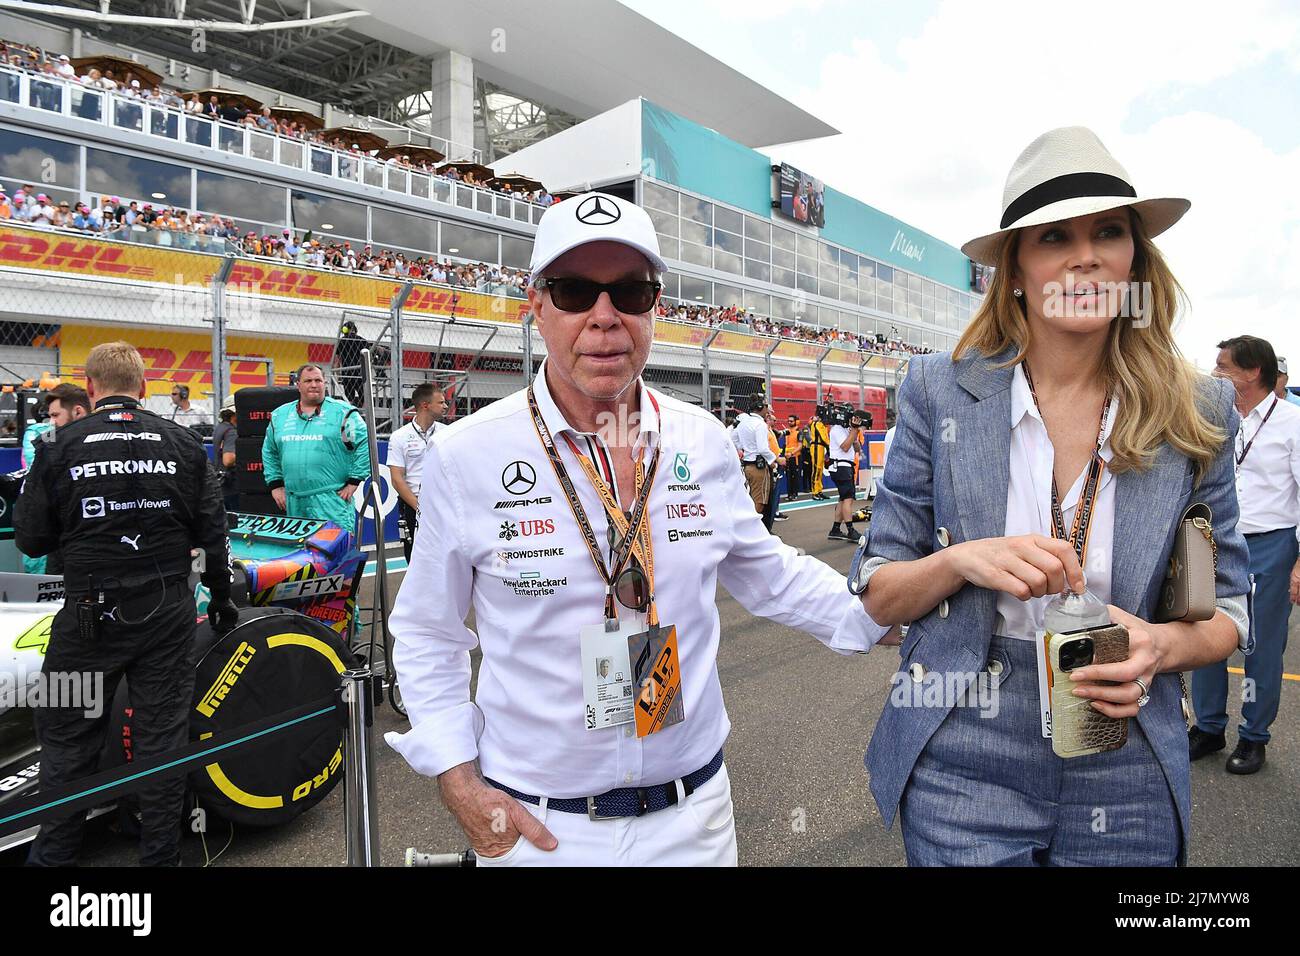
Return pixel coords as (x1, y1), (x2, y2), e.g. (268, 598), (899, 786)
(537, 277), (661, 314)
(607, 516), (651, 613)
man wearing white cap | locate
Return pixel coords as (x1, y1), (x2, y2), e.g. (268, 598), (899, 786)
(387, 192), (895, 866)
(1275, 357), (1300, 409)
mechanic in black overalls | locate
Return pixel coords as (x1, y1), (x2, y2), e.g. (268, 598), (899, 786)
(15, 341), (239, 866)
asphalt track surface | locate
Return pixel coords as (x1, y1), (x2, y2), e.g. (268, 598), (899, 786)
(28, 496), (1300, 867)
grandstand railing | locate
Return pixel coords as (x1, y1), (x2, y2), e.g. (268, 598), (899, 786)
(0, 67), (546, 227)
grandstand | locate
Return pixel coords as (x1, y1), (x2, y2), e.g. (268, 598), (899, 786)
(0, 0), (980, 434)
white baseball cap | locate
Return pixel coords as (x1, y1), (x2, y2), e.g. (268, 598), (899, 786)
(529, 192), (667, 283)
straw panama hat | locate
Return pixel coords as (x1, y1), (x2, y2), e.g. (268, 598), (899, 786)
(961, 126), (1190, 267)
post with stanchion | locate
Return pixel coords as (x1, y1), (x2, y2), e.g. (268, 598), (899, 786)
(522, 311), (535, 386)
(764, 338), (780, 401)
(389, 282), (413, 435)
(342, 668), (380, 866)
(859, 354), (869, 408)
(701, 329), (720, 415)
(209, 257), (236, 417)
(815, 346), (831, 404)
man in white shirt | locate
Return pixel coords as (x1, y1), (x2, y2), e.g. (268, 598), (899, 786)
(1193, 336), (1300, 774)
(826, 408), (864, 542)
(386, 192), (891, 867)
(165, 384), (213, 428)
(733, 395), (776, 518)
(386, 382), (446, 563)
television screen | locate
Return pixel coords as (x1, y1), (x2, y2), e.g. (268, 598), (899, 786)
(777, 163), (825, 228)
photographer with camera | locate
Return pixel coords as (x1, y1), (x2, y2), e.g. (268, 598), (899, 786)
(826, 404), (864, 542)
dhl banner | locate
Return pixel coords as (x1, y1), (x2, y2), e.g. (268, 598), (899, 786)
(1, 226), (888, 365)
(0, 226), (216, 285)
(59, 324), (315, 399)
(0, 226), (531, 325)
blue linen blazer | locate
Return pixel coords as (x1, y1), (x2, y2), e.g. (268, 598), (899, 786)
(863, 347), (1250, 848)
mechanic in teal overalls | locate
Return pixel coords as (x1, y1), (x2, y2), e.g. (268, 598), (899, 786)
(262, 363), (370, 534)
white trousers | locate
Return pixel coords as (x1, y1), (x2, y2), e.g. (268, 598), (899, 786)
(476, 763), (739, 867)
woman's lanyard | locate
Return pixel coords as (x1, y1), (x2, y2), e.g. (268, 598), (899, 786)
(1022, 363), (1112, 566)
(526, 387), (661, 625)
(1235, 396), (1278, 472)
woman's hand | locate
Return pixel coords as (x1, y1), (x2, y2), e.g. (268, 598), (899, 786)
(1065, 605), (1165, 719)
(947, 534), (1086, 600)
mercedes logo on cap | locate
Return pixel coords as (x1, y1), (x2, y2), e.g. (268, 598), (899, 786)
(501, 461), (537, 495)
(575, 195), (621, 226)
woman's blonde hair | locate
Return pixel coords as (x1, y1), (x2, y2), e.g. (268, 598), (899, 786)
(953, 209), (1224, 481)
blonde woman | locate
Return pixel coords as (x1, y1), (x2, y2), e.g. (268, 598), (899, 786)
(857, 127), (1250, 865)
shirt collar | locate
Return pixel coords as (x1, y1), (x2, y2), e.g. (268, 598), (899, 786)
(1243, 392), (1277, 421)
(531, 360), (660, 454)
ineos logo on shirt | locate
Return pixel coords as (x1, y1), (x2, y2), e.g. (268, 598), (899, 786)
(665, 502), (707, 519)
(575, 195), (621, 226)
(501, 461), (537, 495)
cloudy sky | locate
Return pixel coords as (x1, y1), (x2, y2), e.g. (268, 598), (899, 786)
(620, 0), (1300, 371)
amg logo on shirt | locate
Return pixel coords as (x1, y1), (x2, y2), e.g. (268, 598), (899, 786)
(69, 460), (177, 480)
(665, 502), (707, 519)
(83, 432), (162, 443)
(494, 496), (553, 510)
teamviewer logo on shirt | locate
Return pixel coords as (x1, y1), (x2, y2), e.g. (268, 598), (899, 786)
(81, 496), (106, 518)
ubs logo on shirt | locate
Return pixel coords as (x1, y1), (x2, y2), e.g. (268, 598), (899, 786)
(498, 518), (556, 540)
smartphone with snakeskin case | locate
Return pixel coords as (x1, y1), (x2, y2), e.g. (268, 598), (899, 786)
(1048, 624), (1130, 758)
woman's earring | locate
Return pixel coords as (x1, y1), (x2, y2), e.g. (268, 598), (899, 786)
(1012, 288), (1023, 298)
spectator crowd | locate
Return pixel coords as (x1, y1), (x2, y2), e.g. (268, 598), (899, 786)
(656, 302), (937, 356)
(1, 39), (556, 207)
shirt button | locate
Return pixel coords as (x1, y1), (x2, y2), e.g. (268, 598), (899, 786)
(936, 527), (951, 548)
(938, 599), (949, 619)
(624, 772), (633, 784)
(988, 659), (1004, 677)
(624, 727), (633, 738)
(909, 662), (926, 683)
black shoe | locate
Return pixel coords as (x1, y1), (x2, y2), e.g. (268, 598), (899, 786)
(1188, 727), (1225, 761)
(1225, 739), (1266, 775)
(812, 492), (827, 500)
(774, 513), (789, 521)
(827, 527), (848, 540)
(843, 525), (860, 543)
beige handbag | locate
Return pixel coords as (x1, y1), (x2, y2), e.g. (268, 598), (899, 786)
(1155, 502), (1218, 727)
(1156, 502), (1218, 624)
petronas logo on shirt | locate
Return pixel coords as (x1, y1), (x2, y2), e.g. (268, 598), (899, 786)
(673, 454), (690, 482)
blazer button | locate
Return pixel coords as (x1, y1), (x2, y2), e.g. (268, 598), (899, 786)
(936, 527), (951, 548)
(938, 599), (949, 619)
(909, 662), (926, 683)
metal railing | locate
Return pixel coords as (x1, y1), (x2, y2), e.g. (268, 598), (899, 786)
(0, 67), (547, 227)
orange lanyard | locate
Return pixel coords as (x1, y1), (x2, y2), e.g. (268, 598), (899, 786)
(526, 387), (661, 623)
(1022, 363), (1111, 567)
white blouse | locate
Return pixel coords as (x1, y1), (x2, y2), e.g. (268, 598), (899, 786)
(995, 364), (1118, 640)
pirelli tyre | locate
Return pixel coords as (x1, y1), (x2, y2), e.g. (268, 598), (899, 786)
(188, 606), (357, 828)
